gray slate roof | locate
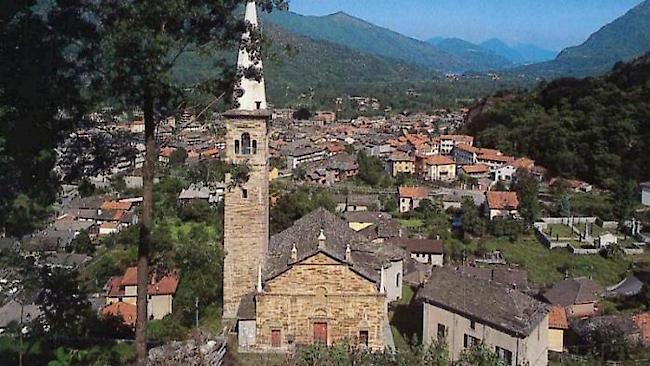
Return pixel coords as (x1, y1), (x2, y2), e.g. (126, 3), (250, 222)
(266, 208), (406, 284)
(0, 300), (41, 328)
(542, 277), (603, 306)
(605, 275), (645, 298)
(417, 267), (548, 338)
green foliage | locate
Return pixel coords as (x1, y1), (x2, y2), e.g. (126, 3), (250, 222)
(460, 198), (487, 238)
(177, 200), (222, 223)
(458, 343), (506, 366)
(0, 2), (94, 236)
(70, 230), (94, 256)
(37, 268), (92, 338)
(512, 169), (540, 225)
(146, 318), (188, 342)
(78, 179), (96, 198)
(489, 218), (524, 241)
(270, 186), (335, 234)
(468, 54), (650, 189)
(356, 150), (393, 188)
(169, 148), (188, 166)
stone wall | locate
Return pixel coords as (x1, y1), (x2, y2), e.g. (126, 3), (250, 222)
(255, 253), (386, 351)
(223, 113), (270, 319)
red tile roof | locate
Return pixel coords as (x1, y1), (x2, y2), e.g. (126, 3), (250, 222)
(399, 186), (429, 199)
(425, 155), (455, 166)
(101, 201), (132, 211)
(102, 302), (137, 327)
(117, 267), (180, 295)
(548, 305), (569, 329)
(486, 191), (519, 210)
(461, 164), (489, 174)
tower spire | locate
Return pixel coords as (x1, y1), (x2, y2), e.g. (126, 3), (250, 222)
(235, 1), (267, 111)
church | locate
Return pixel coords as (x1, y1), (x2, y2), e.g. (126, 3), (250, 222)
(221, 1), (407, 352)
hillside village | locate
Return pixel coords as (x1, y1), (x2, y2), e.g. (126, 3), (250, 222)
(2, 1), (650, 366)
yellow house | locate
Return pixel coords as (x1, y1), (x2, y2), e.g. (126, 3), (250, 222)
(388, 153), (416, 177)
(105, 267), (179, 321)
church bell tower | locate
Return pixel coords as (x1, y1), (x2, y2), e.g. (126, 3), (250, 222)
(222, 0), (270, 320)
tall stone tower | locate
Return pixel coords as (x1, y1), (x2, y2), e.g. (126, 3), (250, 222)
(222, 0), (270, 320)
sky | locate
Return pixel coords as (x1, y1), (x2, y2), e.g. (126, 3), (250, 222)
(287, 0), (645, 51)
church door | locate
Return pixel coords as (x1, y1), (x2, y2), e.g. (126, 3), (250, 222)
(313, 322), (328, 344)
(271, 329), (281, 348)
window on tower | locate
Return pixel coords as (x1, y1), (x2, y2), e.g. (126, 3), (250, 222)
(252, 140), (258, 154)
(235, 140), (240, 154)
(241, 133), (251, 155)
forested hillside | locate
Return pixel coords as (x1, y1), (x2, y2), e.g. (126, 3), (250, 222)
(465, 53), (650, 189)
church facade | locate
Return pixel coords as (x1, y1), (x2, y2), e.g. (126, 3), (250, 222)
(223, 1), (406, 352)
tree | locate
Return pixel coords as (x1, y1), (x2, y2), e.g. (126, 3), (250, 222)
(458, 343), (506, 366)
(613, 179), (636, 224)
(0, 1), (95, 236)
(169, 148), (188, 166)
(78, 178), (96, 198)
(357, 150), (392, 187)
(36, 268), (92, 339)
(293, 107), (311, 120)
(513, 169), (540, 226)
(461, 198), (486, 237)
(70, 230), (94, 255)
(86, 1), (286, 362)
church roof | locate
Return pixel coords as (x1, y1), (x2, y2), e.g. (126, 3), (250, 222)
(265, 208), (406, 284)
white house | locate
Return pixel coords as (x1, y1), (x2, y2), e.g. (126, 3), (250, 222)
(641, 182), (650, 206)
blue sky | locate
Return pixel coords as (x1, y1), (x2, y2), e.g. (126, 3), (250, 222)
(287, 0), (644, 51)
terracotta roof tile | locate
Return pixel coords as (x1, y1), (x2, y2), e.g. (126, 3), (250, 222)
(399, 186), (429, 199)
(102, 302), (137, 327)
(634, 312), (650, 345)
(549, 305), (569, 329)
(486, 191), (519, 210)
(461, 164), (490, 174)
(101, 201), (132, 211)
(425, 155), (455, 166)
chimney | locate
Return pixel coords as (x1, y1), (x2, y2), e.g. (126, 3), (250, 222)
(345, 243), (351, 262)
(291, 243), (298, 262)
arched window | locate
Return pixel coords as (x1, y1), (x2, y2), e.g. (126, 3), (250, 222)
(241, 133), (251, 155)
(396, 273), (400, 287)
(252, 140), (258, 155)
(234, 140), (240, 154)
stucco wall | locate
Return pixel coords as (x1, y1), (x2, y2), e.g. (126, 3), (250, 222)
(548, 328), (564, 353)
(423, 302), (548, 366)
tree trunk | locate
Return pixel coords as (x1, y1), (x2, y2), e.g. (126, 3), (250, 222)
(136, 87), (155, 365)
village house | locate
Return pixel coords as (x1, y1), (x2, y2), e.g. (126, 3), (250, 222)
(438, 135), (474, 155)
(484, 191), (520, 220)
(102, 301), (137, 327)
(387, 238), (444, 266)
(387, 152), (416, 177)
(494, 158), (535, 182)
(314, 111), (337, 124)
(158, 147), (176, 165)
(398, 186), (429, 213)
(459, 163), (490, 179)
(334, 194), (381, 213)
(417, 268), (549, 366)
(548, 305), (569, 353)
(423, 155), (456, 181)
(542, 277), (603, 319)
(641, 182), (650, 206)
(105, 267), (180, 321)
(286, 146), (327, 170)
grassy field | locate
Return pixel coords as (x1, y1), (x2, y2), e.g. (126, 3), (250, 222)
(467, 237), (630, 287)
(399, 219), (424, 230)
(390, 286), (422, 350)
(545, 224), (576, 238)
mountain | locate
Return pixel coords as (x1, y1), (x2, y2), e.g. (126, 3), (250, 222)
(172, 22), (439, 107)
(426, 37), (514, 71)
(262, 11), (480, 72)
(465, 52), (650, 189)
(481, 38), (556, 65)
(518, 0), (650, 77)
